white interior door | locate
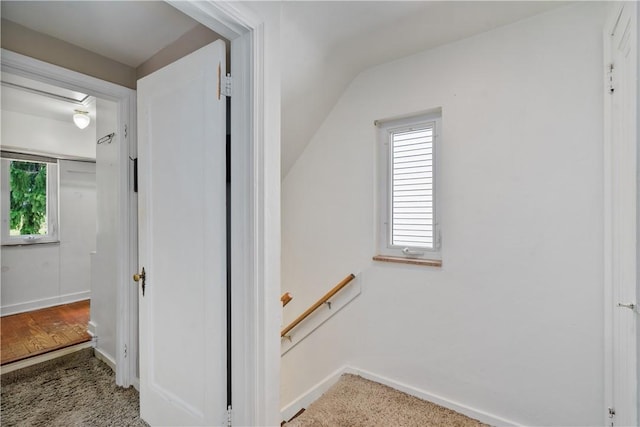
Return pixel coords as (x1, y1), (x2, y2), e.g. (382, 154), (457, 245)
(605, 3), (638, 426)
(136, 40), (227, 426)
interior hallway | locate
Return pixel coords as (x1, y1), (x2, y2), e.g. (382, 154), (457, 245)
(1, 300), (91, 365)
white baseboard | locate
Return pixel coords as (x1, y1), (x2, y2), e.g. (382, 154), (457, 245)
(348, 367), (520, 427)
(87, 320), (97, 337)
(1, 291), (91, 316)
(280, 365), (349, 422)
(280, 365), (521, 427)
(87, 322), (116, 372)
(94, 347), (116, 371)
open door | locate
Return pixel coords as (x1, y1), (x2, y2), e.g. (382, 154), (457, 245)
(136, 40), (227, 425)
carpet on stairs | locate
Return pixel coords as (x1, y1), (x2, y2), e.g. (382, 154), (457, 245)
(284, 374), (489, 427)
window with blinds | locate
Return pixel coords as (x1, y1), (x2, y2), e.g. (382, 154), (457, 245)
(390, 124), (434, 249)
(377, 111), (441, 260)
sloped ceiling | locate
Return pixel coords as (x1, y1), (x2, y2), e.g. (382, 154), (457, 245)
(1, 1), (567, 176)
(280, 1), (567, 176)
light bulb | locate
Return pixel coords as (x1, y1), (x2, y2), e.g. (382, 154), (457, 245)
(73, 111), (90, 129)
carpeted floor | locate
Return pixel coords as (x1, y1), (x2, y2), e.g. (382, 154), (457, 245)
(285, 374), (489, 427)
(2, 350), (487, 427)
(1, 349), (147, 427)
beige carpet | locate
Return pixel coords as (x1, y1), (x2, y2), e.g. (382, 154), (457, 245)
(285, 374), (488, 427)
(1, 348), (147, 427)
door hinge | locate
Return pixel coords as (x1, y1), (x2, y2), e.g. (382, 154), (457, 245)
(222, 74), (232, 98)
(124, 344), (128, 359)
(125, 124), (128, 138)
(607, 63), (615, 93)
(226, 405), (232, 427)
(608, 406), (615, 426)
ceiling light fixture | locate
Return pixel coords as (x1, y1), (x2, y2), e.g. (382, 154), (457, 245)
(73, 110), (90, 129)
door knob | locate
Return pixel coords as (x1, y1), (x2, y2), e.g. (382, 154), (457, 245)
(133, 269), (144, 282)
(617, 302), (636, 310)
(133, 267), (146, 296)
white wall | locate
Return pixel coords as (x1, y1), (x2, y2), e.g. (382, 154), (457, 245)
(1, 107), (97, 314)
(1, 109), (96, 159)
(1, 245), (60, 312)
(90, 98), (119, 364)
(281, 4), (606, 426)
(1, 160), (96, 314)
(59, 160), (97, 299)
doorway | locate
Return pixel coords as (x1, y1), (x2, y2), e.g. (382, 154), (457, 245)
(0, 77), (121, 369)
(1, 1), (277, 424)
(1, 49), (138, 386)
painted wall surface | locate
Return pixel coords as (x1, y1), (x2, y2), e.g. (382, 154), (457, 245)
(1, 108), (96, 314)
(90, 98), (119, 363)
(136, 24), (225, 80)
(1, 160), (96, 314)
(2, 109), (96, 159)
(1, 245), (60, 312)
(58, 160), (97, 298)
(1, 19), (137, 89)
(281, 4), (606, 426)
(2, 19), (224, 90)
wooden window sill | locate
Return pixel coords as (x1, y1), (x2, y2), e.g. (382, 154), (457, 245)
(373, 255), (442, 267)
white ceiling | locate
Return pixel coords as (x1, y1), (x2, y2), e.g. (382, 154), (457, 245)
(0, 1), (567, 175)
(1, 1), (200, 67)
(1, 74), (96, 124)
(1, 1), (202, 125)
(279, 1), (567, 175)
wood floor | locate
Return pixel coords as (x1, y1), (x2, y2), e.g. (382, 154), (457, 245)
(1, 300), (91, 365)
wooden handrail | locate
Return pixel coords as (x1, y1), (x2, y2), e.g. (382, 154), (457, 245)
(281, 292), (292, 307)
(281, 273), (356, 337)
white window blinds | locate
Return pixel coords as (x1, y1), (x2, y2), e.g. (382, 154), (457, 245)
(390, 123), (435, 249)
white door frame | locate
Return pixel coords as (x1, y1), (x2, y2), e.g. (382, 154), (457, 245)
(603, 2), (638, 426)
(1, 48), (137, 388)
(2, 2), (279, 424)
(166, 2), (279, 425)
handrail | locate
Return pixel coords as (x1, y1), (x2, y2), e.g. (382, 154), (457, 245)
(281, 273), (356, 337)
(281, 292), (292, 307)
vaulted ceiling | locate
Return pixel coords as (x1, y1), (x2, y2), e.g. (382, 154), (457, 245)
(0, 1), (567, 176)
(279, 1), (566, 175)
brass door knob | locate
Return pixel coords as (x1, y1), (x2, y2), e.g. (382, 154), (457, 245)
(133, 267), (145, 282)
(133, 267), (147, 296)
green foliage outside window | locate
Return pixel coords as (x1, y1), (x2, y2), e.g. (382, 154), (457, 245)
(9, 161), (48, 235)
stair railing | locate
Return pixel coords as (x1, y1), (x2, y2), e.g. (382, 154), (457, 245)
(281, 273), (356, 338)
(281, 292), (292, 307)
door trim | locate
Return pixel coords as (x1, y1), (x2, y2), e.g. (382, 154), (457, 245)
(603, 2), (638, 425)
(1, 0), (279, 423)
(164, 2), (278, 425)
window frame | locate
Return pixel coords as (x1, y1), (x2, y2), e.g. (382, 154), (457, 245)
(1, 156), (59, 245)
(376, 112), (442, 261)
